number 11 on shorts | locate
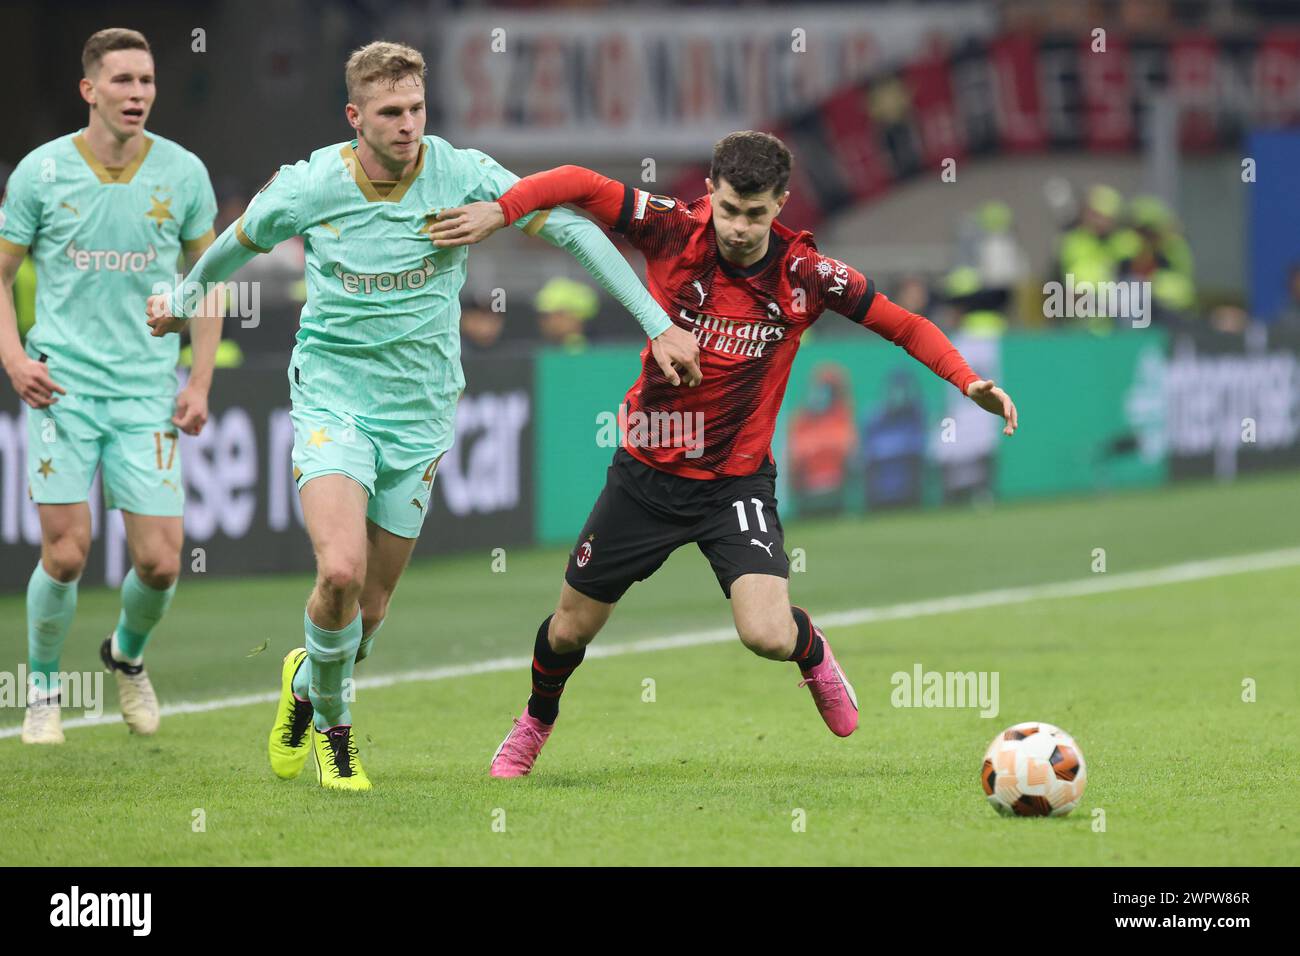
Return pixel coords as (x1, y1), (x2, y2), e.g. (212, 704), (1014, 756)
(732, 498), (767, 533)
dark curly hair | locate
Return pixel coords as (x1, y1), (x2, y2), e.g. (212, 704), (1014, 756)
(710, 131), (792, 197)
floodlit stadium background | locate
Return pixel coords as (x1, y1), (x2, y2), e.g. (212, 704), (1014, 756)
(3, 0), (1300, 590)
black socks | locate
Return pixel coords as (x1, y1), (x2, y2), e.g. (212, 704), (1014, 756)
(788, 606), (825, 671)
(526, 614), (586, 725)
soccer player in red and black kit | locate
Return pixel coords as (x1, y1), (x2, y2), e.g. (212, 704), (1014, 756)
(430, 131), (1018, 777)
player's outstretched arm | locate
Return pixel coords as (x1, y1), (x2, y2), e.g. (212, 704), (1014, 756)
(431, 201), (702, 385)
(442, 154), (699, 384)
(428, 201), (701, 383)
(146, 222), (258, 337)
(858, 290), (1017, 435)
(532, 206), (701, 386)
(429, 165), (623, 247)
(430, 203), (701, 384)
(150, 161), (301, 337)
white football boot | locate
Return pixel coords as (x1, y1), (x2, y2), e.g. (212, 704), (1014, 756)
(101, 635), (160, 735)
(22, 689), (65, 745)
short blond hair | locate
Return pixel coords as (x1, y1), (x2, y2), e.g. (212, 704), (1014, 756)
(345, 41), (426, 104)
(82, 28), (151, 78)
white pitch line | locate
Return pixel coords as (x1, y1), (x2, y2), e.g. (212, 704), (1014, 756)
(4, 545), (1299, 740)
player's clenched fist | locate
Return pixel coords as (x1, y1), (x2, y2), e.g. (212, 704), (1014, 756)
(172, 383), (209, 436)
(650, 323), (702, 387)
(145, 293), (187, 337)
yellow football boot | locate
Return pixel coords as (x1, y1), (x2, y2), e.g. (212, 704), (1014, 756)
(267, 648), (314, 779)
(312, 722), (372, 791)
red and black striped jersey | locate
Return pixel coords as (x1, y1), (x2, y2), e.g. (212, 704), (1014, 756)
(613, 187), (887, 477)
(497, 168), (979, 479)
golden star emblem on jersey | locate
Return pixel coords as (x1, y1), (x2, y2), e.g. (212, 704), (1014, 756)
(145, 194), (174, 230)
(308, 427), (332, 448)
(37, 458), (55, 478)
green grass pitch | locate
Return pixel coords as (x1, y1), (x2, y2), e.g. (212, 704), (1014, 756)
(3, 473), (1298, 866)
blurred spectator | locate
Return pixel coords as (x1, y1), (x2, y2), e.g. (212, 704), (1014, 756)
(860, 369), (926, 511)
(892, 273), (933, 317)
(461, 294), (505, 353)
(941, 266), (1008, 337)
(1055, 184), (1125, 289)
(1126, 196), (1193, 278)
(1113, 194), (1196, 323)
(932, 334), (1000, 505)
(956, 200), (1029, 295)
(534, 277), (598, 351)
(788, 364), (855, 516)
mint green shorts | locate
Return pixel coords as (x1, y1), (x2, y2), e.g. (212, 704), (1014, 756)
(26, 393), (184, 516)
(289, 405), (449, 539)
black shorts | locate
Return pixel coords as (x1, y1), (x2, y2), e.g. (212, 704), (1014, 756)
(565, 448), (788, 603)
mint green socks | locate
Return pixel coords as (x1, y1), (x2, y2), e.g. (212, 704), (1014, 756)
(27, 563), (78, 696)
(293, 616), (385, 702)
(112, 569), (177, 664)
(303, 609), (363, 730)
(29, 563), (174, 695)
(355, 617), (385, 664)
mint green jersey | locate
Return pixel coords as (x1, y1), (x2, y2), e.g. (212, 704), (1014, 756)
(0, 130), (217, 399)
(236, 135), (555, 421)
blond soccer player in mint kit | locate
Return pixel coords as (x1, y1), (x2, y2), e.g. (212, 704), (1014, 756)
(147, 41), (701, 790)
